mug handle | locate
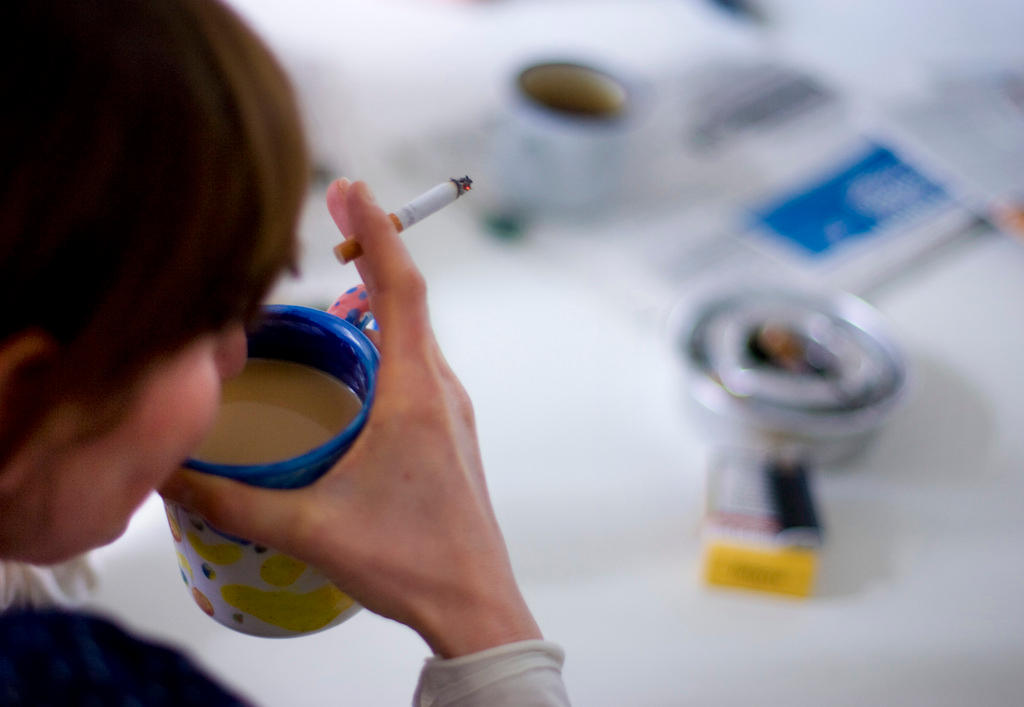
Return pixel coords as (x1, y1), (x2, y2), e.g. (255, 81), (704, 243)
(327, 284), (377, 331)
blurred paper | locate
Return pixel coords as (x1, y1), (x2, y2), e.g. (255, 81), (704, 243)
(885, 70), (1024, 210)
(738, 140), (973, 292)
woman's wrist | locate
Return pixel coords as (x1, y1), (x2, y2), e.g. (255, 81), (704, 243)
(412, 579), (542, 659)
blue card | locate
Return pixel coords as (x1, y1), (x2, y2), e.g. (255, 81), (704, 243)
(749, 143), (950, 258)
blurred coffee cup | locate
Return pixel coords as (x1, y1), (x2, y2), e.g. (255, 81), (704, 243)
(490, 60), (636, 222)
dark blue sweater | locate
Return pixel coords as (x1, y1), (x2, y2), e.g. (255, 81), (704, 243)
(0, 609), (248, 706)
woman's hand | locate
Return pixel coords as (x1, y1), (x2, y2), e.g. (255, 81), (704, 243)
(160, 179), (540, 658)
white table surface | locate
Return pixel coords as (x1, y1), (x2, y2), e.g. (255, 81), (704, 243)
(85, 2), (1024, 705)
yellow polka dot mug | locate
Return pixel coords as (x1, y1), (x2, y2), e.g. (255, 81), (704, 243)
(164, 305), (378, 638)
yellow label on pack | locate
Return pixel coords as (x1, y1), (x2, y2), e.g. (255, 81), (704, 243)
(704, 542), (817, 597)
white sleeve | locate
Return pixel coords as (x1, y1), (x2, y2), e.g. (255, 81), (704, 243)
(413, 639), (571, 707)
(0, 556), (96, 610)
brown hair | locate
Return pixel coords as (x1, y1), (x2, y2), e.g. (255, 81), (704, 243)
(0, 0), (309, 457)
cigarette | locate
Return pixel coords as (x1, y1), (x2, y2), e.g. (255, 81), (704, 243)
(334, 176), (473, 263)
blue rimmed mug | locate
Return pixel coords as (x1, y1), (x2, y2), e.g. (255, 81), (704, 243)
(164, 304), (379, 638)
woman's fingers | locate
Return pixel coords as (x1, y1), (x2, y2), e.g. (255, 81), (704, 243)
(325, 177), (354, 239)
(159, 469), (310, 556)
(335, 181), (436, 357)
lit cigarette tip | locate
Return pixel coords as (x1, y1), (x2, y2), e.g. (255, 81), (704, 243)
(452, 175), (473, 195)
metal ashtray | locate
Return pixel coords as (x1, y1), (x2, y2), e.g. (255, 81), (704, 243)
(679, 288), (908, 465)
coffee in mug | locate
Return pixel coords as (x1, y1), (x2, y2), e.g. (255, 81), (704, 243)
(193, 358), (363, 466)
(517, 62), (627, 118)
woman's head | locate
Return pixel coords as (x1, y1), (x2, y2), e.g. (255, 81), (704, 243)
(0, 0), (309, 458)
(0, 0), (309, 559)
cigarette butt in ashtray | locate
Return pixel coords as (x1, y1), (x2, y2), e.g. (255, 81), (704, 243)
(334, 176), (473, 263)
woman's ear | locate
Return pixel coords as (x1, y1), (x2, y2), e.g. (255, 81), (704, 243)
(0, 330), (59, 418)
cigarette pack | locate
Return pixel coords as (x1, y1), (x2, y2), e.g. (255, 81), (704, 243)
(701, 453), (822, 598)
